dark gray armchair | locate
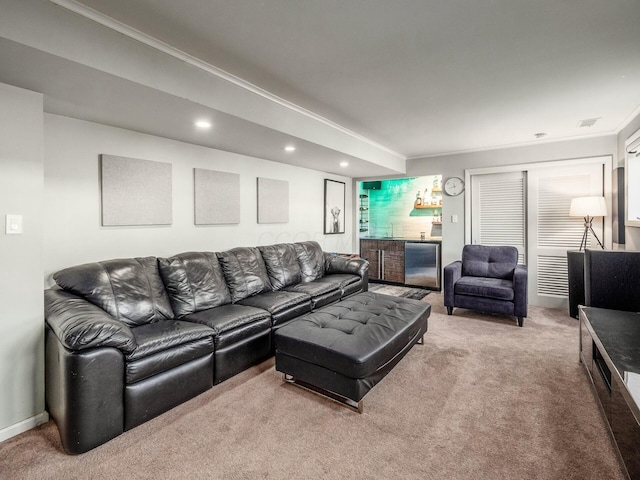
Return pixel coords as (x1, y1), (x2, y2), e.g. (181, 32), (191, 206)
(444, 245), (528, 327)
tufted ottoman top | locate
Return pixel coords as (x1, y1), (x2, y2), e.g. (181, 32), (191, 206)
(274, 292), (430, 379)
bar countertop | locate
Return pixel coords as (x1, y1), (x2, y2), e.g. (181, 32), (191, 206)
(360, 237), (442, 243)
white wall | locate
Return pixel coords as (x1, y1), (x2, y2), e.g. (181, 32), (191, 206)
(0, 84), (47, 440)
(43, 114), (354, 285)
(618, 110), (640, 250)
(406, 135), (618, 267)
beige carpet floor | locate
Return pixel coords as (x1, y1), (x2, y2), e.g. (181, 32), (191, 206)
(0, 292), (626, 479)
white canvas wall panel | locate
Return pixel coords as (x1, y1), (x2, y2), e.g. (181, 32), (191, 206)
(101, 154), (172, 226)
(194, 168), (240, 225)
(257, 177), (289, 224)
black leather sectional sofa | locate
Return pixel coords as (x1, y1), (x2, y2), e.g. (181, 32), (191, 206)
(44, 241), (368, 454)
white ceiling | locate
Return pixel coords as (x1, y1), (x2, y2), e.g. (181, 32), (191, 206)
(1, 0), (639, 178)
(71, 0), (640, 159)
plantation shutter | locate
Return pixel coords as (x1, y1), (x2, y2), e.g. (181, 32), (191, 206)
(471, 171), (526, 264)
(527, 164), (603, 307)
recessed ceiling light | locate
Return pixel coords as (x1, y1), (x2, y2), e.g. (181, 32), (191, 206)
(284, 145), (296, 152)
(195, 120), (212, 129)
(534, 132), (547, 139)
(340, 161), (349, 167)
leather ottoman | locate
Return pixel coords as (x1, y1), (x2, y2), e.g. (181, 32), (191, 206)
(274, 292), (430, 412)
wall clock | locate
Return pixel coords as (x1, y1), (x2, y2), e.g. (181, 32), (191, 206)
(444, 177), (465, 196)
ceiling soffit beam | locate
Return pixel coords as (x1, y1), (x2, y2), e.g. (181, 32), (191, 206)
(42, 0), (405, 171)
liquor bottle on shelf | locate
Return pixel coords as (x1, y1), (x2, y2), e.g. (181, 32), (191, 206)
(415, 190), (422, 206)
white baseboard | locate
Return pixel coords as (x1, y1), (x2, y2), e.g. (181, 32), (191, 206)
(0, 411), (49, 443)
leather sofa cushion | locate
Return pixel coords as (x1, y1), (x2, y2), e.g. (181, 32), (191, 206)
(454, 276), (515, 301)
(217, 247), (272, 302)
(290, 275), (361, 306)
(312, 274), (360, 292)
(283, 280), (341, 309)
(126, 337), (214, 384)
(461, 245), (517, 280)
(158, 252), (232, 317)
(275, 292), (430, 379)
(53, 257), (173, 327)
(283, 280), (338, 297)
(127, 320), (214, 361)
(183, 303), (270, 335)
(182, 303), (272, 349)
(258, 243), (302, 289)
(238, 290), (311, 316)
(294, 241), (325, 282)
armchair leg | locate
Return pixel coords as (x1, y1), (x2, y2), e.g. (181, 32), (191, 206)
(446, 306), (453, 315)
(517, 317), (524, 327)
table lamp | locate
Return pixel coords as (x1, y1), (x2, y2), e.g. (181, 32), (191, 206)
(569, 196), (606, 251)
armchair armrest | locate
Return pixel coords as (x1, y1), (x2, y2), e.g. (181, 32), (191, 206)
(444, 261), (463, 307)
(45, 288), (137, 354)
(513, 264), (528, 318)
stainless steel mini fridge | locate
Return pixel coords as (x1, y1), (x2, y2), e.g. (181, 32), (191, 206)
(404, 242), (441, 289)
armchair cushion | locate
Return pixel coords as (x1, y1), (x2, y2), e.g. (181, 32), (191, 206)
(454, 277), (515, 301)
(462, 245), (518, 279)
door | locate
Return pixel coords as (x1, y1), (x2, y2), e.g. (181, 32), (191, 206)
(360, 240), (380, 280)
(527, 164), (603, 307)
(469, 159), (607, 308)
(379, 240), (404, 283)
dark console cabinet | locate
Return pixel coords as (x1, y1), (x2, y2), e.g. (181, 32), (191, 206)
(567, 250), (585, 319)
(580, 307), (640, 479)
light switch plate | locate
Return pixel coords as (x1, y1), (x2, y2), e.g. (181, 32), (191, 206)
(451, 215), (458, 223)
(6, 214), (23, 234)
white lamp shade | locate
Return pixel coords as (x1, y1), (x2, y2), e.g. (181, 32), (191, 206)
(569, 196), (607, 217)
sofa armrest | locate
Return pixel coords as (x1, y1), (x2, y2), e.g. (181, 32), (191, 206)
(443, 261), (463, 307)
(513, 264), (528, 317)
(324, 253), (369, 292)
(324, 253), (368, 277)
(45, 288), (137, 354)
